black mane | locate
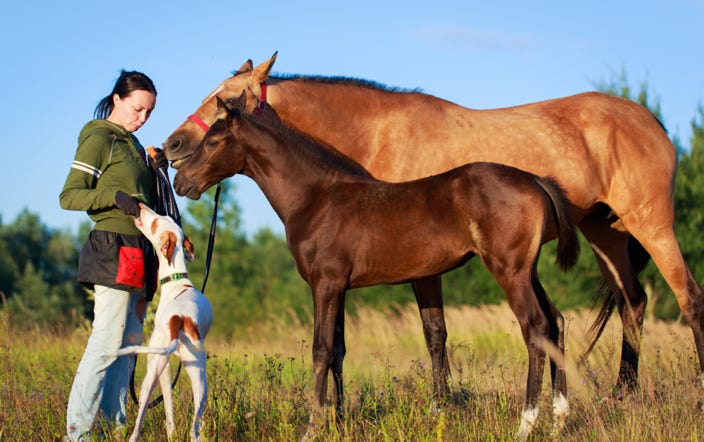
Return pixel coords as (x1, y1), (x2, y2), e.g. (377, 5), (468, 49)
(228, 69), (424, 95)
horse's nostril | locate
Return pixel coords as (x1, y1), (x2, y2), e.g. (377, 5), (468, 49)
(165, 137), (182, 152)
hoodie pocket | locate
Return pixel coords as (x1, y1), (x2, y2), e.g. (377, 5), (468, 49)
(115, 246), (145, 288)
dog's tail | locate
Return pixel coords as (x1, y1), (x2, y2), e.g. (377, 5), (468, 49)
(113, 314), (198, 357)
(114, 338), (179, 357)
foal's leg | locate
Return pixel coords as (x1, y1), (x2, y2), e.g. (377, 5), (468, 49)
(332, 293), (346, 418)
(580, 216), (647, 392)
(499, 274), (551, 441)
(411, 276), (451, 397)
(534, 282), (569, 437)
(303, 284), (345, 441)
(483, 253), (551, 441)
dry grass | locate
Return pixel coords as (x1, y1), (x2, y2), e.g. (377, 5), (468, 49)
(2, 303), (703, 441)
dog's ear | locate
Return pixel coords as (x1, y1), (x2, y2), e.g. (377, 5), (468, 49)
(183, 235), (195, 262)
(159, 231), (178, 266)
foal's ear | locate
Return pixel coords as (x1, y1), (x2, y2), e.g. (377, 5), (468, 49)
(183, 235), (195, 263)
(235, 90), (247, 110)
(215, 97), (229, 120)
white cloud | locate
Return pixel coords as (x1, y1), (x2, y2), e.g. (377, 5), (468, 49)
(414, 25), (535, 51)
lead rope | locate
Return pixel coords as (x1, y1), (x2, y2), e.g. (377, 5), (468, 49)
(129, 148), (221, 410)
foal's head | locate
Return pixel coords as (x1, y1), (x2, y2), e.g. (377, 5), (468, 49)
(173, 96), (245, 200)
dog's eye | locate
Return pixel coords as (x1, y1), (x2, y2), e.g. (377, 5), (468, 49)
(151, 219), (159, 235)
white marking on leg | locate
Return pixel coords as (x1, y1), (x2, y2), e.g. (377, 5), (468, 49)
(551, 392), (570, 437)
(517, 406), (539, 441)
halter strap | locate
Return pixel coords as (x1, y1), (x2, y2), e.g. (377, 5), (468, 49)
(159, 272), (189, 285)
(255, 81), (267, 115)
(188, 82), (266, 128)
(188, 114), (210, 132)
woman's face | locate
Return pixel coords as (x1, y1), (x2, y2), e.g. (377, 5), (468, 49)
(108, 89), (156, 133)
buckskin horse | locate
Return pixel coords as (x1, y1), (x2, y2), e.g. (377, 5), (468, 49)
(163, 53), (704, 397)
(173, 96), (579, 440)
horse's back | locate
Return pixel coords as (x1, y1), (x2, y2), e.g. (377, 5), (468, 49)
(361, 91), (673, 213)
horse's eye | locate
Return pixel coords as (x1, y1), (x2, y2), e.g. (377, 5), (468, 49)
(205, 139), (219, 149)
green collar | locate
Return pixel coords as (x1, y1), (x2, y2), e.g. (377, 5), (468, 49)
(159, 272), (188, 285)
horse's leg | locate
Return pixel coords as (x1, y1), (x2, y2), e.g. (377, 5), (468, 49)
(332, 293), (346, 418)
(303, 283), (344, 442)
(620, 214), (704, 385)
(579, 216), (647, 392)
(411, 276), (451, 398)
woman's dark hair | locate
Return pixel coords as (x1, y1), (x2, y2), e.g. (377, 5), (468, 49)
(94, 70), (157, 119)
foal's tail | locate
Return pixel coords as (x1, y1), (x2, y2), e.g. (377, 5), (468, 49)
(535, 176), (580, 271)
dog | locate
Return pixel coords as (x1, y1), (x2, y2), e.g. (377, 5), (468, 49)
(115, 203), (213, 442)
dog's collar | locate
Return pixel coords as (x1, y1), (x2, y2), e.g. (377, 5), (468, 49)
(159, 272), (189, 285)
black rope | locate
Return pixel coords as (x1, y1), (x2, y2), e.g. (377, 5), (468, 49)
(154, 166), (182, 227)
(200, 183), (221, 293)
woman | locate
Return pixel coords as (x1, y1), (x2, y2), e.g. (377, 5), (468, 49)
(60, 70), (166, 440)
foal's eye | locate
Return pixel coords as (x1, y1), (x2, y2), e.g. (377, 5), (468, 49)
(205, 139), (219, 148)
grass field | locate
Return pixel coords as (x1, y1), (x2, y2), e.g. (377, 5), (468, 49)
(2, 302), (703, 441)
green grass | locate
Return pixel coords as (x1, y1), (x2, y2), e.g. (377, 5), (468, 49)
(2, 303), (703, 441)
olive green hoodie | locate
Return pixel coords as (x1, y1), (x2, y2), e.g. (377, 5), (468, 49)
(60, 119), (157, 235)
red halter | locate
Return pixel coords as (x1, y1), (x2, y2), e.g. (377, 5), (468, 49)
(187, 114), (210, 132)
(187, 82), (268, 131)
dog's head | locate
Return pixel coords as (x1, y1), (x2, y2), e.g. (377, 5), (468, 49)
(134, 203), (194, 266)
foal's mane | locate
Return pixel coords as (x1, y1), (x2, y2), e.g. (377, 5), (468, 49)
(240, 109), (375, 179)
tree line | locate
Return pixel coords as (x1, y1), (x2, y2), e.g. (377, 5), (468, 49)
(2, 76), (703, 337)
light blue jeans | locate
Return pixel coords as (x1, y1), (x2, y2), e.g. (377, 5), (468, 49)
(66, 285), (145, 441)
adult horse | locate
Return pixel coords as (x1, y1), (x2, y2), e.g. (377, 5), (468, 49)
(174, 96), (580, 440)
(163, 53), (704, 395)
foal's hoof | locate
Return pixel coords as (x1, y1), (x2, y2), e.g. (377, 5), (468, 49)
(300, 427), (317, 442)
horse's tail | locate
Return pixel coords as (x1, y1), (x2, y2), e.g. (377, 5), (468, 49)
(535, 176), (580, 271)
(581, 236), (650, 360)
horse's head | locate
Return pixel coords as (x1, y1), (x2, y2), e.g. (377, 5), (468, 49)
(163, 51), (278, 168)
(173, 96), (247, 200)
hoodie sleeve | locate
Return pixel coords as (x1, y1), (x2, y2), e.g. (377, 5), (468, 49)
(59, 129), (118, 212)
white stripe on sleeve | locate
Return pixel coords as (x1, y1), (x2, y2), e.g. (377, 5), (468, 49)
(71, 160), (102, 179)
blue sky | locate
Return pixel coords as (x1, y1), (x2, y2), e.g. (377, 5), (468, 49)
(1, 1), (702, 237)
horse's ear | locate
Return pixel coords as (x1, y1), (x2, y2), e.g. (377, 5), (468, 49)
(234, 59), (253, 75)
(252, 51), (277, 84)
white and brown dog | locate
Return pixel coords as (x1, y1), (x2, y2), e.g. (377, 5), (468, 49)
(115, 203), (213, 442)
